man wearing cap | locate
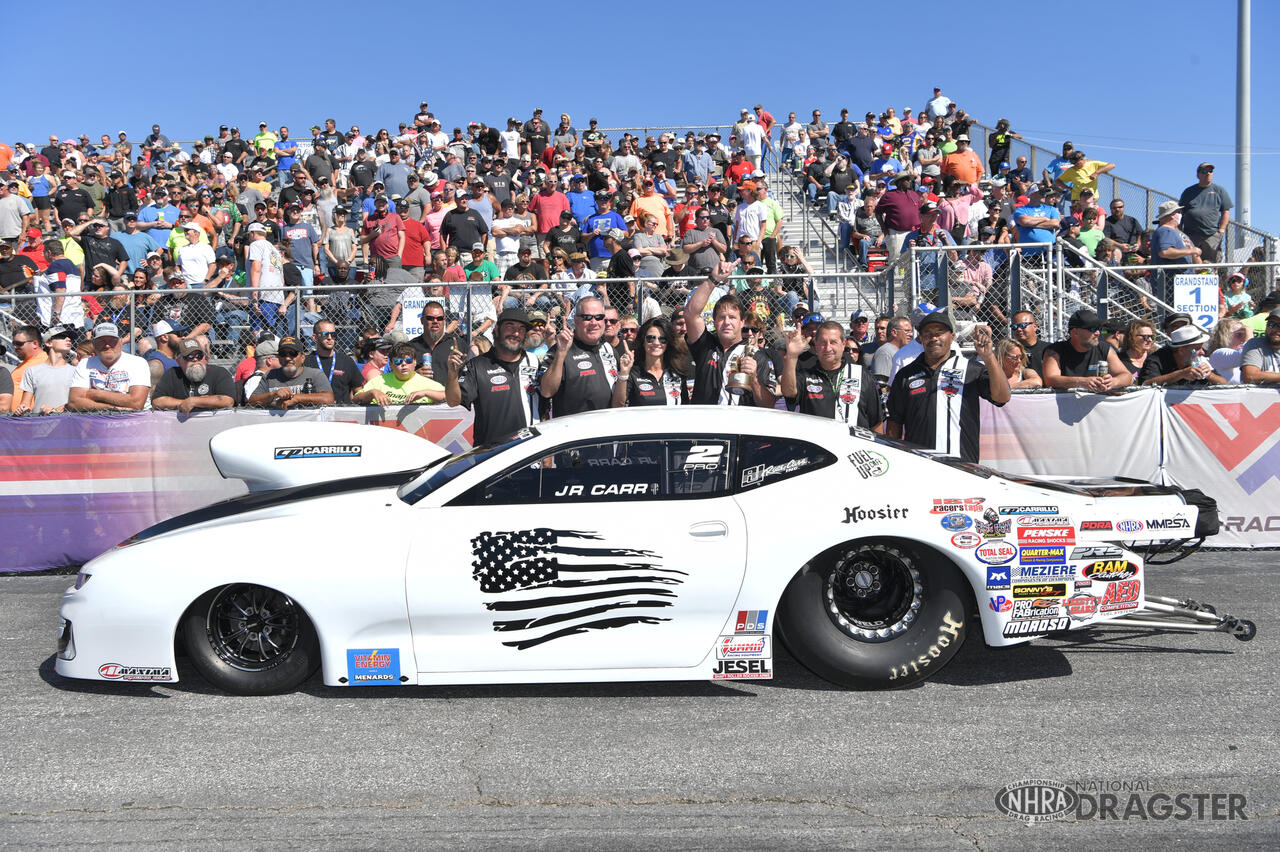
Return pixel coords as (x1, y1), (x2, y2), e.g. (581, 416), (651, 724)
(886, 313), (1007, 462)
(1013, 184), (1061, 261)
(143, 320), (182, 383)
(583, 194), (627, 272)
(1055, 150), (1114, 202)
(15, 325), (76, 415)
(542, 210), (582, 263)
(875, 172), (923, 264)
(152, 338), (236, 412)
(538, 296), (620, 416)
(1137, 325), (1226, 387)
(1041, 308), (1133, 391)
(361, 194), (406, 273)
(682, 261), (776, 407)
(51, 171), (93, 226)
(942, 135), (984, 185)
(67, 323), (152, 412)
(629, 177), (673, 239)
(1240, 308), (1280, 385)
(246, 335), (335, 409)
(440, 192), (488, 253)
(732, 182), (768, 253)
(781, 320), (882, 428)
(1149, 200), (1200, 301)
(565, 174), (597, 226)
(176, 221), (217, 286)
(246, 222), (287, 334)
(135, 187), (181, 247)
(1178, 163), (1233, 263)
(447, 307), (542, 443)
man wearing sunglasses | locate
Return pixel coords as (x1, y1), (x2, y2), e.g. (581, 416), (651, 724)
(446, 307), (542, 445)
(1041, 308), (1132, 393)
(152, 339), (235, 413)
(246, 335), (335, 409)
(354, 342), (444, 406)
(1178, 162), (1233, 263)
(1009, 310), (1048, 374)
(309, 320), (363, 405)
(538, 296), (620, 417)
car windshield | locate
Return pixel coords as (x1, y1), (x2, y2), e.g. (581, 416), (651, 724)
(397, 428), (539, 505)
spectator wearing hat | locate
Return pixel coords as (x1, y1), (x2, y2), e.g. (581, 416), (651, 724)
(51, 171), (93, 225)
(395, 198), (430, 279)
(143, 319), (182, 383)
(1055, 150), (1115, 202)
(565, 174), (597, 226)
(175, 221), (217, 286)
(875, 172), (923, 264)
(941, 135), (984, 185)
(361, 194), (406, 274)
(135, 187), (180, 248)
(542, 210), (583, 263)
(15, 325), (77, 415)
(906, 201), (958, 286)
(246, 335), (335, 408)
(1178, 163), (1233, 263)
(1138, 325), (1226, 386)
(1149, 200), (1200, 302)
(447, 307), (541, 442)
(66, 322), (152, 412)
(111, 213), (160, 274)
(886, 312), (1007, 462)
(1240, 308), (1280, 385)
(628, 177), (673, 240)
(681, 207), (727, 274)
(1013, 184), (1061, 261)
(1041, 308), (1132, 392)
(152, 338), (236, 412)
(246, 222), (287, 334)
(439, 192), (488, 254)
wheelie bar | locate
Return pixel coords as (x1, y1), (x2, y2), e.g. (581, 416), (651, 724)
(1106, 595), (1257, 641)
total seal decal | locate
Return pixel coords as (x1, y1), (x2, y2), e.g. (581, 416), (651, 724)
(976, 541), (1017, 565)
(951, 532), (982, 548)
(346, 648), (400, 684)
(716, 634), (771, 659)
(931, 497), (984, 514)
(847, 449), (888, 479)
(1081, 560), (1139, 582)
(98, 663), (172, 682)
(274, 445), (362, 460)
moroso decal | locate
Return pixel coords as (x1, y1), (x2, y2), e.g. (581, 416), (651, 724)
(470, 529), (681, 649)
(1081, 560), (1139, 582)
(1002, 617), (1070, 636)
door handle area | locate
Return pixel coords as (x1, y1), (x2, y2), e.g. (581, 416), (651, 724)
(688, 521), (729, 539)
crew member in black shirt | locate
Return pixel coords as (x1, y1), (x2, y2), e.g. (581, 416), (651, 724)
(886, 314), (1009, 463)
(447, 308), (540, 445)
(1041, 308), (1133, 392)
(308, 319), (364, 405)
(781, 321), (882, 428)
(682, 261), (776, 407)
(538, 296), (618, 417)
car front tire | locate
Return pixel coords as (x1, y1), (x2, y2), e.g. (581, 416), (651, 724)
(778, 540), (969, 689)
(182, 584), (320, 695)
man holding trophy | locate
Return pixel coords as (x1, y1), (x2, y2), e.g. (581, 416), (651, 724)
(683, 260), (777, 407)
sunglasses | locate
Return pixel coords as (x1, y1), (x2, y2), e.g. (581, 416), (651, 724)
(619, 327), (638, 335)
(315, 330), (336, 337)
(392, 356), (415, 366)
(182, 351), (206, 361)
(1011, 322), (1035, 330)
(279, 350), (301, 358)
(530, 320), (547, 328)
(604, 318), (620, 325)
(643, 334), (665, 343)
(1136, 334), (1155, 340)
(579, 313), (605, 322)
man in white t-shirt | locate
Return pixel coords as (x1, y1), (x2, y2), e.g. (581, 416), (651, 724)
(500, 119), (522, 161)
(66, 322), (152, 411)
(490, 198), (527, 275)
(177, 222), (217, 285)
(738, 114), (767, 169)
(246, 222), (286, 333)
(732, 182), (769, 248)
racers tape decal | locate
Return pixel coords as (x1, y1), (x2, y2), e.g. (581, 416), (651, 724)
(471, 529), (683, 650)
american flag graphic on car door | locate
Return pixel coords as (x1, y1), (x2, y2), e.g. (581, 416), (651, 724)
(470, 528), (684, 649)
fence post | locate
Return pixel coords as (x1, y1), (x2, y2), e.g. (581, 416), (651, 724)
(1097, 261), (1109, 323)
(294, 288), (304, 339)
(129, 297), (137, 355)
(1009, 251), (1022, 314)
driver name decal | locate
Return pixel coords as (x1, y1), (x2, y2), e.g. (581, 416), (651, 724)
(471, 529), (684, 650)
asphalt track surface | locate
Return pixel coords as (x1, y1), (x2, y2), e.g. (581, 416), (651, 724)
(2, 552), (1277, 850)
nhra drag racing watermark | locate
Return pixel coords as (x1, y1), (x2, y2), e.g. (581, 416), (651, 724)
(995, 778), (1247, 824)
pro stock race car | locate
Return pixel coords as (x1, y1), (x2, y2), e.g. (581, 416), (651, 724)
(55, 407), (1255, 695)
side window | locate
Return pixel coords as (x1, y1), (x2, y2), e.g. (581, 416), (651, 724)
(461, 439), (664, 505)
(665, 439), (733, 497)
(736, 436), (836, 492)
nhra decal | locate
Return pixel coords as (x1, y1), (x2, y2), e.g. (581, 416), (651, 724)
(470, 529), (683, 650)
(1013, 582), (1068, 599)
(98, 663), (171, 682)
(711, 659), (773, 679)
(847, 449), (889, 479)
(346, 648), (400, 684)
(952, 532), (982, 548)
(940, 513), (972, 531)
(735, 610), (769, 633)
(1116, 519), (1144, 534)
(716, 635), (771, 659)
(976, 541), (1017, 565)
(986, 567), (1011, 589)
(1079, 520), (1114, 532)
(1081, 560), (1139, 582)
(975, 508), (1011, 538)
(1016, 526), (1075, 546)
(932, 498), (984, 514)
(999, 505), (1058, 515)
(1065, 593), (1099, 621)
(1019, 546), (1067, 565)
(274, 444), (362, 460)
(1002, 617), (1069, 637)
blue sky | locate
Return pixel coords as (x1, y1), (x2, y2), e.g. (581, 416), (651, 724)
(14, 2), (1279, 237)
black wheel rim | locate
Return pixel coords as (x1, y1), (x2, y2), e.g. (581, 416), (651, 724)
(205, 585), (302, 672)
(824, 546), (923, 643)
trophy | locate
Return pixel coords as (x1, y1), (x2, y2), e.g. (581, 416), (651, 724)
(727, 342), (756, 394)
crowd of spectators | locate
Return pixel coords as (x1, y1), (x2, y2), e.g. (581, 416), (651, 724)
(1, 94), (1278, 461)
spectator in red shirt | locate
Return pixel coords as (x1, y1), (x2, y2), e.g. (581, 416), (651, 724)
(397, 199), (430, 279)
(753, 104), (775, 138)
(361, 195), (405, 274)
(527, 182), (570, 237)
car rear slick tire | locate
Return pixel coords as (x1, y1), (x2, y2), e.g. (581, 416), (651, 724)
(778, 541), (969, 689)
(182, 584), (320, 695)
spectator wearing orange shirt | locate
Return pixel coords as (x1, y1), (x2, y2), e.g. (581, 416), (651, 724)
(629, 179), (673, 239)
(941, 134), (984, 185)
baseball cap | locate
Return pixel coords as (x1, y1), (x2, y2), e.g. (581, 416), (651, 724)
(152, 320), (175, 336)
(470, 241), (485, 252)
(93, 322), (121, 340)
(255, 340), (279, 357)
(177, 338), (203, 358)
(917, 310), (953, 332)
(277, 335), (303, 353)
(496, 307), (532, 327)
(1068, 308), (1102, 330)
(247, 222), (268, 233)
(42, 324), (73, 343)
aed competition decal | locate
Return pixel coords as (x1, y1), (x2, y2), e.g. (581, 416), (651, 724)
(274, 445), (362, 460)
(470, 529), (681, 650)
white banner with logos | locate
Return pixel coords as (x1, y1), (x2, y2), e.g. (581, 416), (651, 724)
(980, 387), (1280, 548)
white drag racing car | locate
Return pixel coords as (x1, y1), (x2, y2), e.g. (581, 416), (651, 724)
(55, 408), (1253, 694)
